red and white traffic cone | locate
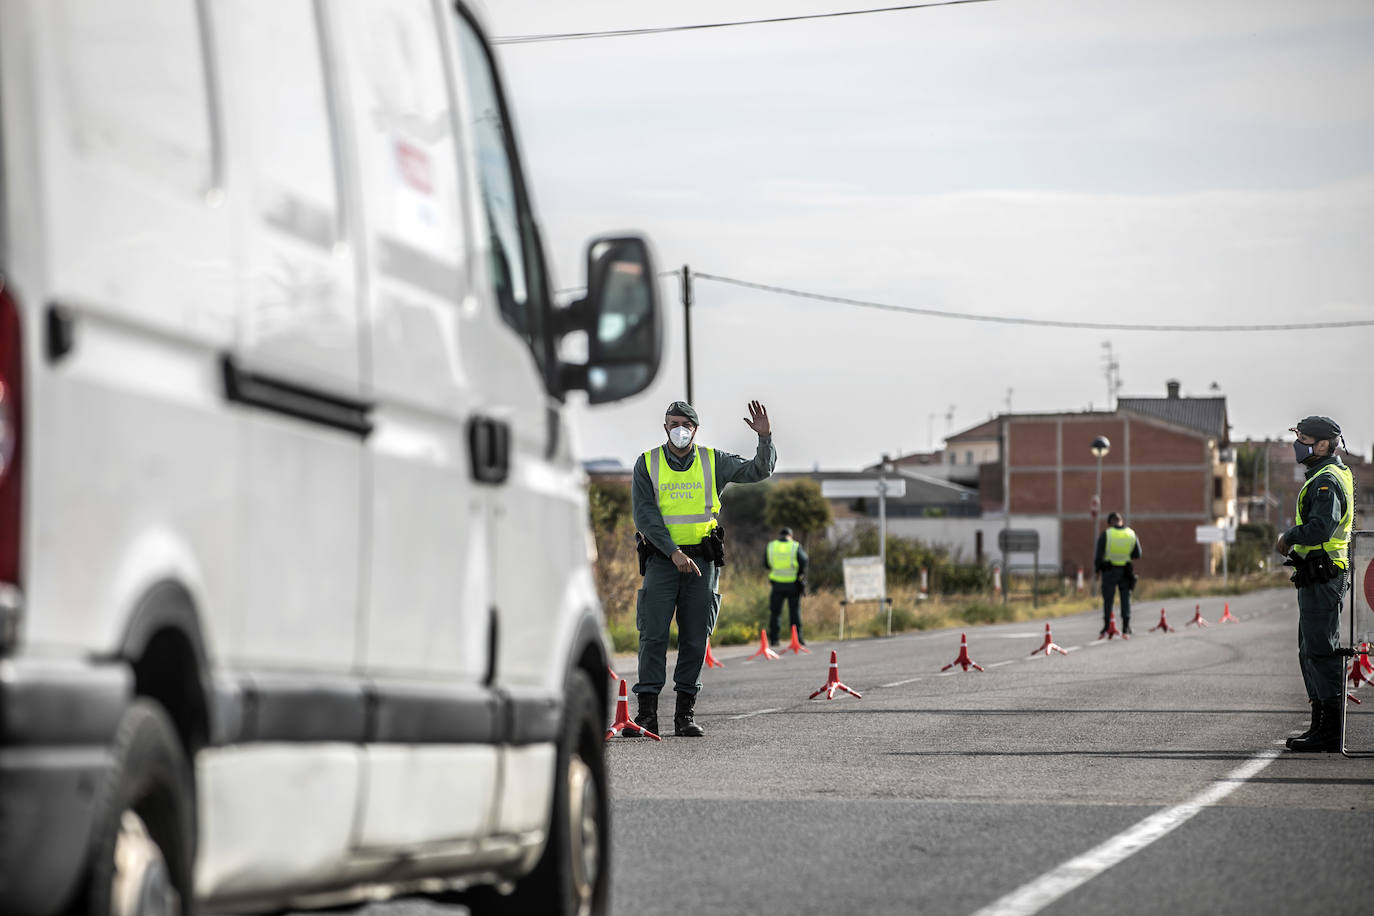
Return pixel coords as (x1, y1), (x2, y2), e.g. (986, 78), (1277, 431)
(1218, 602), (1238, 623)
(746, 628), (781, 661)
(1186, 603), (1209, 628)
(605, 679), (660, 740)
(1150, 608), (1175, 633)
(809, 650), (861, 700)
(1348, 644), (1373, 690)
(941, 632), (985, 672)
(1101, 611), (1122, 640)
(1030, 622), (1068, 657)
(607, 664), (618, 681)
(783, 624), (811, 655)
(1076, 566), (1085, 593)
(704, 638), (725, 668)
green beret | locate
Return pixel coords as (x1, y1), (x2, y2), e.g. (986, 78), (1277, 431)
(665, 401), (698, 426)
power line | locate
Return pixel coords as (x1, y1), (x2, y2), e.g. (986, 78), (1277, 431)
(692, 272), (1374, 332)
(491, 0), (998, 45)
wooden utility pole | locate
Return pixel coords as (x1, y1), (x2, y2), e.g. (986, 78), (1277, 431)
(680, 265), (693, 404)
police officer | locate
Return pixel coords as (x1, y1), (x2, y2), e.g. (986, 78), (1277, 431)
(631, 400), (776, 737)
(1275, 415), (1354, 753)
(764, 527), (809, 647)
(1094, 511), (1141, 636)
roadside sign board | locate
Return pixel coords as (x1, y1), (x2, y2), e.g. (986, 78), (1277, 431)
(842, 556), (885, 603)
(821, 478), (907, 499)
(1350, 530), (1373, 647)
(1342, 531), (1374, 755)
(998, 529), (1040, 553)
(1195, 525), (1236, 544)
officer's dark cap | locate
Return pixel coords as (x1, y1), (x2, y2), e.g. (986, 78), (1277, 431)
(665, 401), (698, 426)
(1292, 416), (1341, 440)
(779, 527), (793, 537)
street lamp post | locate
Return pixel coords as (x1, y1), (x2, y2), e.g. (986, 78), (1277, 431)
(1090, 435), (1111, 576)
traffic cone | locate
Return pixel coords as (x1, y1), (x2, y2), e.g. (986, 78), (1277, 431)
(941, 632), (985, 672)
(1186, 604), (1209, 627)
(809, 650), (861, 700)
(1150, 608), (1175, 633)
(605, 679), (660, 740)
(1030, 622), (1068, 657)
(783, 624), (811, 655)
(1218, 602), (1238, 623)
(1360, 644), (1374, 679)
(704, 638), (725, 668)
(746, 628), (782, 661)
(607, 664), (618, 681)
(1101, 611), (1122, 640)
(1348, 644), (1373, 690)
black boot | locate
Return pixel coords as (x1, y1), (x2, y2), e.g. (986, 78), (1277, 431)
(1286, 700), (1321, 749)
(673, 691), (705, 737)
(633, 692), (658, 736)
(1289, 698), (1342, 752)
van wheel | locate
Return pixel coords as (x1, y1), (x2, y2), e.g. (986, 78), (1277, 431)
(461, 669), (609, 916)
(69, 700), (196, 916)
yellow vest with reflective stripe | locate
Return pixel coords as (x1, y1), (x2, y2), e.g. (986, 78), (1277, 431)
(1293, 462), (1354, 568)
(1104, 526), (1137, 566)
(767, 539), (800, 583)
(644, 446), (719, 546)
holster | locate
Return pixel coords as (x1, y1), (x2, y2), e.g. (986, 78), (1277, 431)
(634, 532), (664, 576)
(1285, 549), (1338, 588)
(1123, 562), (1137, 591)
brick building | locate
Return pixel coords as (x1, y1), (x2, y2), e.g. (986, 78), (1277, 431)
(1001, 409), (1233, 578)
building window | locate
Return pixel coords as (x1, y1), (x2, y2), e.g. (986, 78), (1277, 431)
(965, 451), (973, 465)
(1213, 477), (1223, 499)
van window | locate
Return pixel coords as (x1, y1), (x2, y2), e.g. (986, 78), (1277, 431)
(336, 0), (466, 299)
(238, 0), (338, 247)
(453, 14), (547, 358)
(54, 0), (213, 194)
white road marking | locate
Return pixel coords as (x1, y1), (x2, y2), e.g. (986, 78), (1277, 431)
(969, 747), (1282, 916)
(987, 660), (1016, 668)
(727, 707), (781, 720)
(993, 633), (1044, 639)
(1064, 645), (1083, 652)
(879, 677), (925, 688)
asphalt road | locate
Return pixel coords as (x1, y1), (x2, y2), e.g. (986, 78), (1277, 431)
(296, 588), (1374, 916)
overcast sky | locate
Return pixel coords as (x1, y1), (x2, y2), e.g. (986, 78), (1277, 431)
(484, 0), (1374, 471)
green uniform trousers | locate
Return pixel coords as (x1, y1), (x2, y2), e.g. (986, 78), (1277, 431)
(633, 553), (721, 698)
(1297, 570), (1346, 702)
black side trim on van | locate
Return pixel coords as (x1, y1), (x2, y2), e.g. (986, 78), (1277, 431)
(221, 355), (373, 438)
(370, 684), (500, 744)
(211, 672), (560, 746)
(242, 672), (369, 743)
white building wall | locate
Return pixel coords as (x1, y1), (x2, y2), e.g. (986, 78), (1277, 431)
(830, 514), (1061, 569)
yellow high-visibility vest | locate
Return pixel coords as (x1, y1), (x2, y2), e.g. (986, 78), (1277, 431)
(1293, 462), (1354, 568)
(767, 539), (800, 583)
(643, 446), (719, 546)
(1104, 526), (1137, 566)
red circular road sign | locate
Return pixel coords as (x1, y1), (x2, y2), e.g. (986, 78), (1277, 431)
(1364, 558), (1374, 611)
(1089, 495), (1100, 513)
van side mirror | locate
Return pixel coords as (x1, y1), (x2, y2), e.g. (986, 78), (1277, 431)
(558, 235), (662, 404)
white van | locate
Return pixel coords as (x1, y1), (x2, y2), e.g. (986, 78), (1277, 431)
(0, 1), (661, 913)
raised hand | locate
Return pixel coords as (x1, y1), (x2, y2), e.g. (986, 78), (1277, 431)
(743, 400), (770, 436)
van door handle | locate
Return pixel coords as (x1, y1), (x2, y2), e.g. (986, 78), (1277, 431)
(468, 416), (511, 484)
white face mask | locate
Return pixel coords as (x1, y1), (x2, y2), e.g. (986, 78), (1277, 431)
(668, 426), (694, 448)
